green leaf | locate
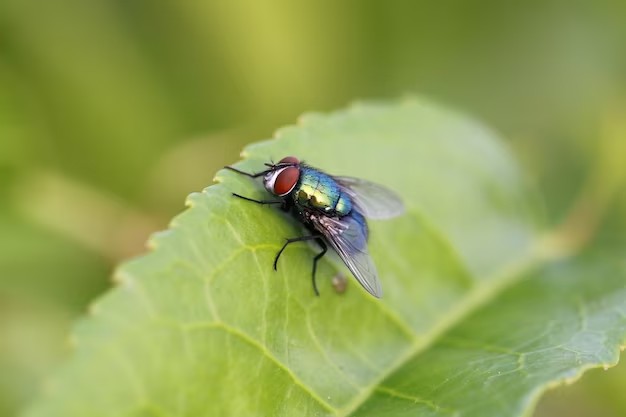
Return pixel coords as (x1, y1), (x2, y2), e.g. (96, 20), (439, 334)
(24, 99), (626, 417)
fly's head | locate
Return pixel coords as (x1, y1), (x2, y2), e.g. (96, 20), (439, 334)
(263, 156), (301, 197)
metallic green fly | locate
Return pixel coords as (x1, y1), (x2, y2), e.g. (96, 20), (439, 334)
(225, 156), (404, 298)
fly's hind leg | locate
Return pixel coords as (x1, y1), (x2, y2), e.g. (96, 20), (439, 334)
(311, 238), (328, 296)
(273, 234), (328, 296)
(273, 235), (320, 271)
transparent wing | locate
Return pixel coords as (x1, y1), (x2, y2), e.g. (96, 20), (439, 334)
(311, 214), (383, 298)
(335, 176), (405, 219)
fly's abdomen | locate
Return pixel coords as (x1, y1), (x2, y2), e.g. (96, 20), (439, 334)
(295, 167), (352, 216)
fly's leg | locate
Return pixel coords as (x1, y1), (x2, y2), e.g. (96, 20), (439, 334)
(226, 164), (282, 206)
(226, 165), (287, 207)
(273, 235), (327, 297)
(232, 193), (282, 206)
(273, 235), (320, 271)
(311, 238), (328, 297)
(224, 166), (269, 178)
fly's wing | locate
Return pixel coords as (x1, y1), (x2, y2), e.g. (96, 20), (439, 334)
(335, 176), (405, 219)
(311, 214), (383, 298)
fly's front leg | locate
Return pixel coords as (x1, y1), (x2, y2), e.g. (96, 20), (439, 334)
(225, 165), (283, 206)
(232, 193), (283, 206)
(224, 165), (269, 178)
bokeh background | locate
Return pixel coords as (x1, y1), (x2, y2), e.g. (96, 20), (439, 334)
(1, 1), (625, 416)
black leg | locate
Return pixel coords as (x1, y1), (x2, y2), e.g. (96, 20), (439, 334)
(224, 166), (269, 178)
(232, 193), (282, 206)
(311, 238), (328, 296)
(273, 235), (320, 271)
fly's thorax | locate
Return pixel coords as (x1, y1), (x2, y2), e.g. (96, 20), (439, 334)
(293, 167), (353, 216)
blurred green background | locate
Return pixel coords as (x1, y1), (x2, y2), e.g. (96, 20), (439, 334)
(1, 1), (625, 416)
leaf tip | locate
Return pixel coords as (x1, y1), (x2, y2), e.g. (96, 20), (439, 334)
(145, 230), (170, 251)
(112, 268), (133, 286)
(185, 191), (204, 207)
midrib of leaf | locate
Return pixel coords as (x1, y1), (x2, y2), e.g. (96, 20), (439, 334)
(337, 234), (553, 416)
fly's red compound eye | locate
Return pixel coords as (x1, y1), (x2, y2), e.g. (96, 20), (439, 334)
(279, 156), (300, 165)
(273, 166), (300, 196)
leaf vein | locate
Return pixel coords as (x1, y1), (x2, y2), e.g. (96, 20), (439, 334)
(183, 321), (336, 413)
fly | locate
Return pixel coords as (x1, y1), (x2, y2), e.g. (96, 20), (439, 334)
(224, 156), (404, 298)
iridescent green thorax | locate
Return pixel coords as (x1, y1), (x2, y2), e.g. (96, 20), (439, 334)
(293, 166), (352, 216)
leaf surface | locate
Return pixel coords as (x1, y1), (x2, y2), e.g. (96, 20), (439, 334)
(25, 100), (626, 417)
